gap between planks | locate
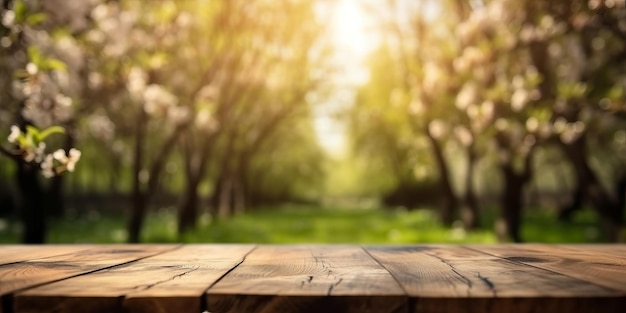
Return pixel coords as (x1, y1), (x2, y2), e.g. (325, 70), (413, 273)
(205, 245), (408, 313)
(199, 245), (258, 313)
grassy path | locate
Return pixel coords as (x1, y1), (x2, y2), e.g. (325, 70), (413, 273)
(0, 206), (602, 243)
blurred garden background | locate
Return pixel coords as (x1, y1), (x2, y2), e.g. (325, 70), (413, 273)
(1, 0), (625, 244)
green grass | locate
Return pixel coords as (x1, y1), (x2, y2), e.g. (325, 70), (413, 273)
(0, 205), (606, 244)
(177, 207), (497, 244)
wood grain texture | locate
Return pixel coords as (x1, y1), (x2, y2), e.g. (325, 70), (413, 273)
(367, 245), (625, 313)
(471, 244), (626, 293)
(2, 244), (626, 313)
(207, 245), (407, 313)
(124, 244), (255, 313)
(0, 245), (94, 266)
(1, 245), (176, 296)
(15, 245), (252, 313)
(557, 244), (626, 259)
(1, 245), (95, 312)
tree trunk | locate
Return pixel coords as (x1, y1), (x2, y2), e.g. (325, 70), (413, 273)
(177, 130), (216, 235)
(17, 162), (46, 243)
(218, 176), (233, 219)
(560, 136), (622, 241)
(462, 144), (480, 230)
(178, 177), (200, 234)
(128, 105), (147, 243)
(617, 173), (626, 217)
(209, 176), (222, 217)
(233, 178), (245, 215)
(128, 191), (147, 243)
(47, 174), (65, 219)
(497, 164), (526, 243)
(425, 129), (457, 226)
(558, 180), (586, 222)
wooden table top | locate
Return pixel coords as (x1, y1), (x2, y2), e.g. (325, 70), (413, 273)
(1, 244), (625, 313)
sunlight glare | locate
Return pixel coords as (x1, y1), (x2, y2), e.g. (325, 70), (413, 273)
(314, 0), (378, 156)
(330, 0), (376, 85)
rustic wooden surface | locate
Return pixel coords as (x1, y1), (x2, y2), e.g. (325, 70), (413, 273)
(206, 245), (406, 313)
(1, 244), (625, 313)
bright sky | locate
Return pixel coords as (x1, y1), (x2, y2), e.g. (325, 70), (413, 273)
(312, 0), (439, 156)
(313, 0), (377, 156)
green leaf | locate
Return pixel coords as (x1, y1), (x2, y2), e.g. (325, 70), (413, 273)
(38, 126), (65, 141)
(17, 136), (29, 147)
(46, 58), (67, 71)
(608, 85), (624, 100)
(26, 12), (46, 25)
(27, 46), (43, 65)
(25, 125), (41, 143)
(13, 0), (28, 24)
(26, 46), (66, 71)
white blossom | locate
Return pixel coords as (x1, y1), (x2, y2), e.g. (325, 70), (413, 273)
(143, 84), (178, 115)
(24, 142), (46, 163)
(8, 125), (20, 143)
(456, 82), (478, 110)
(50, 148), (81, 172)
(481, 100), (495, 119)
(85, 29), (106, 44)
(53, 149), (67, 162)
(1, 36), (11, 48)
(88, 114), (115, 141)
(423, 62), (443, 90)
(127, 67), (147, 100)
(560, 122), (586, 144)
(525, 117), (539, 133)
(196, 110), (219, 133)
(454, 126), (473, 146)
(428, 119), (448, 139)
(495, 118), (509, 131)
(553, 117), (568, 134)
(26, 63), (38, 75)
(91, 3), (110, 21)
(88, 72), (104, 89)
(408, 98), (425, 115)
(168, 106), (191, 125)
(1, 10), (15, 27)
(511, 89), (529, 112)
(42, 0), (97, 32)
(41, 154), (55, 178)
(66, 148), (81, 171)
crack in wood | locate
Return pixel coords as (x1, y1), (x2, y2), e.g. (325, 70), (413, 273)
(427, 253), (473, 295)
(327, 278), (343, 296)
(204, 245), (257, 313)
(137, 266), (200, 291)
(476, 272), (497, 297)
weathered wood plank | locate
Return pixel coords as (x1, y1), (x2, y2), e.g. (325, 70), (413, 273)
(0, 244), (97, 313)
(367, 245), (625, 313)
(124, 244), (255, 313)
(1, 245), (176, 297)
(472, 244), (626, 294)
(0, 245), (94, 266)
(556, 244), (626, 259)
(207, 245), (407, 313)
(15, 244), (253, 313)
